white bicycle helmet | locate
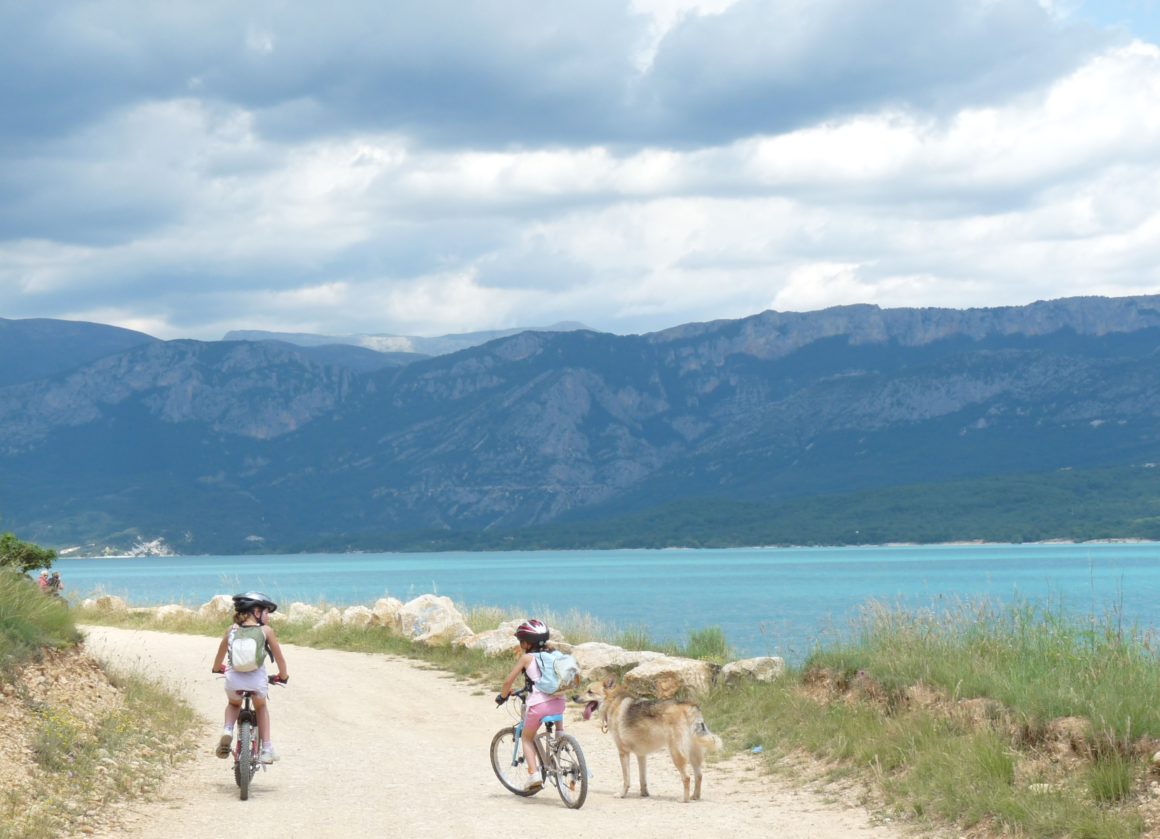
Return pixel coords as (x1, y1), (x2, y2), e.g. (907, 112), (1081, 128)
(514, 618), (549, 646)
(232, 591), (278, 614)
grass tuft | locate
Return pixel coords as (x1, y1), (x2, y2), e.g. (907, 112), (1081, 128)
(0, 570), (80, 674)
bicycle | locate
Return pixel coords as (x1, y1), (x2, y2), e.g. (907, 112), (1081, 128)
(213, 672), (287, 801)
(491, 686), (588, 809)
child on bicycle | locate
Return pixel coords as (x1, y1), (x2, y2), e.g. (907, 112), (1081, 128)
(496, 619), (563, 792)
(211, 592), (289, 764)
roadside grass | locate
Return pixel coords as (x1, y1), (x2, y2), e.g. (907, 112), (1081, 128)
(3, 670), (199, 839)
(0, 570), (80, 675)
(708, 598), (1154, 838)
(811, 599), (1160, 740)
(74, 595), (1158, 838)
(0, 573), (198, 839)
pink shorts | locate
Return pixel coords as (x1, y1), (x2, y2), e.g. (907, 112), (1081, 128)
(524, 696), (565, 731)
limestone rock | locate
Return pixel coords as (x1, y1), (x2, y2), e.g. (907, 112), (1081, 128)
(88, 595), (129, 612)
(398, 594), (472, 646)
(197, 594), (234, 619)
(152, 604), (195, 622)
(454, 619), (523, 656)
(287, 602), (323, 624)
(720, 656), (785, 685)
(371, 597), (404, 631)
(570, 642), (665, 680)
(623, 656), (718, 699)
(341, 605), (374, 628)
(312, 607), (342, 630)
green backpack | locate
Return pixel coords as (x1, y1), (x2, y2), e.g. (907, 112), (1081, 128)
(228, 625), (268, 672)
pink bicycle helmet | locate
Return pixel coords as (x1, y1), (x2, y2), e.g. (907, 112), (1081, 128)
(514, 618), (549, 646)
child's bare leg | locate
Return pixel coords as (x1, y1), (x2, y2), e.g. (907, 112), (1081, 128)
(253, 696), (271, 742)
(224, 698), (241, 728)
(520, 724), (540, 776)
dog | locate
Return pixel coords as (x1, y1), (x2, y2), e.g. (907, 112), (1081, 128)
(578, 676), (722, 802)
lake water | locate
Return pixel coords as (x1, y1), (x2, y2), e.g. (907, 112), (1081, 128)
(52, 542), (1160, 662)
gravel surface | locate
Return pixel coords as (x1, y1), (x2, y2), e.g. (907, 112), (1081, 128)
(81, 625), (910, 839)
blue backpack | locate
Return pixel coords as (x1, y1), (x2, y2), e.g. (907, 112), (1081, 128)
(532, 650), (580, 695)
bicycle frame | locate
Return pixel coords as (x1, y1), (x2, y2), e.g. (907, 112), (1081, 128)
(233, 690), (263, 800)
(491, 686), (588, 808)
(214, 674), (285, 801)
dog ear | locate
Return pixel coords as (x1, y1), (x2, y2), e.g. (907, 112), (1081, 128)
(603, 675), (616, 689)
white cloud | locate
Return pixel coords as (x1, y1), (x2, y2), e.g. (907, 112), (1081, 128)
(1, 2), (1158, 340)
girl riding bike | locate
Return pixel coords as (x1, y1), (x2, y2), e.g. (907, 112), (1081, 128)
(496, 619), (563, 793)
(211, 592), (289, 764)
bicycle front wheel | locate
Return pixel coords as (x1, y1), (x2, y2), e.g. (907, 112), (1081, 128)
(552, 734), (588, 809)
(237, 721), (253, 800)
(490, 727), (542, 796)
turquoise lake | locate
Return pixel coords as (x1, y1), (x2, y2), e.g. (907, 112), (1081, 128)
(52, 542), (1160, 662)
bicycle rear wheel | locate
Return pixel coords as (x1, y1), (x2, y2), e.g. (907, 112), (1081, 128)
(237, 721), (253, 800)
(552, 734), (588, 809)
(490, 727), (543, 796)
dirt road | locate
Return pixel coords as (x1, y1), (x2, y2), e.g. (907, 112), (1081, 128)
(81, 626), (908, 839)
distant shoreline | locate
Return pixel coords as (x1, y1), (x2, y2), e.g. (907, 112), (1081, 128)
(52, 536), (1160, 560)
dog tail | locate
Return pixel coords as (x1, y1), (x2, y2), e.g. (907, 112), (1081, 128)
(693, 715), (723, 752)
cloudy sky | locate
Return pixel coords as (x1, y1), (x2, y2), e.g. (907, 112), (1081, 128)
(2, 1), (1159, 341)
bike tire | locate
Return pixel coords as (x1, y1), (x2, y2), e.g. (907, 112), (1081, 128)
(237, 721), (253, 801)
(489, 727), (542, 796)
(552, 734), (589, 809)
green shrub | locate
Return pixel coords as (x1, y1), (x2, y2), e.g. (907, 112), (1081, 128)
(0, 532), (55, 574)
(684, 626), (732, 662)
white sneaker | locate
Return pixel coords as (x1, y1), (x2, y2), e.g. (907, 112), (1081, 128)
(259, 745), (279, 764)
(215, 732), (232, 758)
(524, 772), (543, 792)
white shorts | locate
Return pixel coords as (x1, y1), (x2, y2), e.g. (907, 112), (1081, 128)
(224, 667), (269, 699)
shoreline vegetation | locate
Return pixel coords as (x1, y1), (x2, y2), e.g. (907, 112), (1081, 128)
(70, 591), (1160, 838)
(53, 535), (1160, 560)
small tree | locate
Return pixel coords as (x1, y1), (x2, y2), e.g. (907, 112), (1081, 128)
(0, 532), (56, 573)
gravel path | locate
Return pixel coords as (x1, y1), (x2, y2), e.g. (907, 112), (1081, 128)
(82, 625), (909, 839)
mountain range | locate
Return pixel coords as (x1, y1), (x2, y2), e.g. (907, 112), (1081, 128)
(222, 322), (590, 357)
(2, 296), (1160, 555)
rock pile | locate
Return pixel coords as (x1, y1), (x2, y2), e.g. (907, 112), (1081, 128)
(83, 593), (785, 699)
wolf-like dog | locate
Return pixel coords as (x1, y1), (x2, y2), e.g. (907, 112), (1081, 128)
(579, 676), (722, 802)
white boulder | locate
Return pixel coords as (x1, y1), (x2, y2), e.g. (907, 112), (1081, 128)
(198, 594), (234, 619)
(152, 604), (196, 622)
(85, 594), (129, 612)
(372, 597), (404, 631)
(287, 602), (324, 624)
(569, 642), (666, 680)
(720, 656), (785, 685)
(623, 656), (718, 699)
(312, 607), (342, 630)
(454, 619), (523, 656)
(398, 594), (472, 646)
(341, 605), (375, 628)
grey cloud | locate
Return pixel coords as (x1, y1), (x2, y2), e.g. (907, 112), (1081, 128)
(643, 0), (1110, 142)
(0, 1), (1111, 153)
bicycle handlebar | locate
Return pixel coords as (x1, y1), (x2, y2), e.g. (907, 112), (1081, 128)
(495, 686), (529, 706)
